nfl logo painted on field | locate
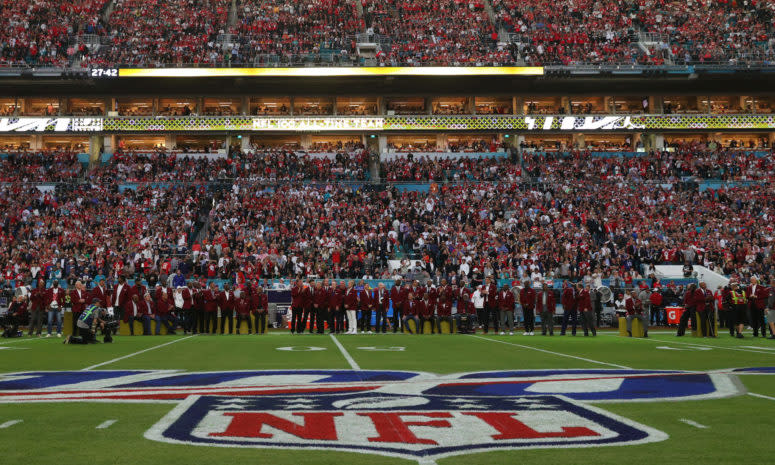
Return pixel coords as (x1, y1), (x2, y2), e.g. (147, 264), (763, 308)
(146, 392), (667, 460)
(0, 368), (749, 460)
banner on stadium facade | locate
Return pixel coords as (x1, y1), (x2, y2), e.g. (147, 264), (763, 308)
(116, 66), (545, 78)
(1, 114), (775, 133)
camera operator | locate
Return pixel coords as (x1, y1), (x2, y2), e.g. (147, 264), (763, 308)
(64, 299), (106, 344)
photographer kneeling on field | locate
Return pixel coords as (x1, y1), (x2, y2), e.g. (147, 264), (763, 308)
(64, 299), (109, 344)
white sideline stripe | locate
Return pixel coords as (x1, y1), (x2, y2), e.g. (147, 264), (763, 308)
(330, 334), (360, 370)
(81, 335), (196, 371)
(599, 333), (775, 354)
(96, 419), (117, 429)
(469, 335), (632, 369)
(748, 392), (775, 402)
(0, 338), (47, 345)
(679, 418), (709, 429)
(0, 420), (22, 428)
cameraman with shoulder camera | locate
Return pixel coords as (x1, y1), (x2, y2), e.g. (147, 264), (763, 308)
(64, 299), (107, 344)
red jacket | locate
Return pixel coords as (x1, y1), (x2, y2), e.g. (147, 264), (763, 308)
(155, 296), (172, 315)
(291, 285), (305, 308)
(373, 288), (388, 310)
(404, 299), (420, 316)
(236, 296), (251, 315)
(561, 288), (576, 311)
(418, 300), (433, 317)
(219, 290), (236, 313)
(89, 285), (109, 308)
(31, 287), (46, 311)
(312, 288), (328, 308)
(695, 288), (713, 312)
(110, 282), (133, 309)
(576, 289), (592, 312)
(252, 292), (268, 313)
(202, 289), (219, 312)
(520, 287), (536, 310)
(359, 290), (373, 310)
(390, 286), (404, 310)
(534, 290), (556, 313)
(46, 287), (65, 309)
(122, 300), (144, 322)
(626, 296), (642, 315)
(458, 299), (476, 315)
(69, 288), (88, 313)
(344, 288), (358, 309)
(485, 283), (498, 305)
(498, 290), (515, 311)
(747, 285), (768, 311)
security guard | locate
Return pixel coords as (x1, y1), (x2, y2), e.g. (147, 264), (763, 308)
(730, 282), (748, 339)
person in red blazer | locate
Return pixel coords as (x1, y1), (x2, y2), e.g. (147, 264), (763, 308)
(69, 281), (89, 336)
(576, 283), (596, 336)
(418, 294), (436, 334)
(154, 288), (176, 335)
(534, 283), (556, 336)
(28, 279), (46, 336)
(520, 281), (537, 335)
(202, 282), (219, 334)
(747, 277), (768, 338)
(290, 279), (305, 334)
(123, 294), (150, 335)
(90, 278), (109, 308)
(110, 275), (133, 323)
(484, 277), (499, 333)
(45, 280), (66, 337)
(310, 282), (328, 334)
(625, 289), (648, 338)
(235, 289), (253, 334)
(219, 283), (236, 335)
(373, 282), (389, 334)
(252, 285), (269, 334)
(329, 281), (344, 334)
(695, 281), (716, 337)
(402, 292), (420, 334)
(437, 281), (454, 334)
(343, 281), (359, 334)
(390, 279), (405, 333)
(299, 280), (314, 334)
(359, 284), (374, 333)
(560, 281), (578, 336)
(498, 284), (516, 335)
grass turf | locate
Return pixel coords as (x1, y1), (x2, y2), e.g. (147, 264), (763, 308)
(1, 330), (773, 465)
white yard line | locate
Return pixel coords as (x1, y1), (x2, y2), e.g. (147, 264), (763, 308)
(96, 419), (118, 429)
(599, 333), (775, 355)
(81, 335), (196, 371)
(748, 392), (775, 402)
(0, 337), (47, 345)
(330, 334), (361, 370)
(0, 420), (22, 428)
(469, 335), (632, 369)
(679, 418), (709, 429)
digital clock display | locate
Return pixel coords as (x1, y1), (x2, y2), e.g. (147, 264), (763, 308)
(90, 68), (119, 78)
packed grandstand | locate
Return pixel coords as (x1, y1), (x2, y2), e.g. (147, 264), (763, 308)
(0, 0), (773, 67)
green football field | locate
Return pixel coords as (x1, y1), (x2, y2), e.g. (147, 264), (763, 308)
(1, 330), (774, 465)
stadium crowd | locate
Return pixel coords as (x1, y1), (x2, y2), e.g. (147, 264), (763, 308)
(0, 146), (774, 339)
(0, 151), (84, 183)
(1, 0), (773, 67)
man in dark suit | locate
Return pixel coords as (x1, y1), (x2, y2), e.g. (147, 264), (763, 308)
(560, 281), (578, 336)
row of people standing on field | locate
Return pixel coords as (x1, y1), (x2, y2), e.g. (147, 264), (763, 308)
(288, 276), (601, 336)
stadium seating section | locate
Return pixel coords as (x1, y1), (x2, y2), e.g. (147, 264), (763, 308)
(1, 0), (772, 67)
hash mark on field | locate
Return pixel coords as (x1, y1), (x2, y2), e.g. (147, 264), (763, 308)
(82, 335), (196, 370)
(470, 335), (632, 369)
(330, 334), (361, 370)
(96, 419), (118, 429)
(748, 392), (775, 402)
(0, 420), (22, 428)
(679, 418), (709, 429)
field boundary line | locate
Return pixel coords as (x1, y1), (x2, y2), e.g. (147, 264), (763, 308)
(96, 419), (118, 429)
(81, 335), (196, 371)
(748, 392), (775, 402)
(469, 335), (632, 369)
(0, 420), (22, 428)
(599, 333), (775, 354)
(330, 334), (361, 370)
(0, 338), (48, 345)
